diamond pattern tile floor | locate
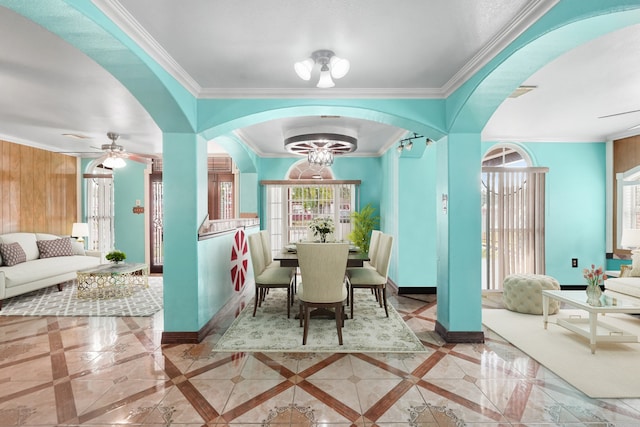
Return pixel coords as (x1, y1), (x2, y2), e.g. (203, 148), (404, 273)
(0, 287), (639, 425)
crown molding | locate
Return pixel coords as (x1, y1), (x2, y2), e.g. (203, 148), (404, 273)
(440, 0), (560, 97)
(93, 0), (202, 96)
(197, 87), (445, 99)
(95, 0), (558, 101)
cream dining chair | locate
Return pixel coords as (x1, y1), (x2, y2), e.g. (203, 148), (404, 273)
(296, 242), (350, 345)
(347, 233), (393, 319)
(248, 233), (295, 318)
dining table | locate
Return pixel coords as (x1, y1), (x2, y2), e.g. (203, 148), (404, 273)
(273, 247), (369, 268)
(273, 245), (369, 319)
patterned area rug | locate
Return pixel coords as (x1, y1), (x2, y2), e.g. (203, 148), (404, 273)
(0, 276), (163, 317)
(214, 288), (427, 353)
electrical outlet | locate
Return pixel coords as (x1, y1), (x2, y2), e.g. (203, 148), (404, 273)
(572, 258), (578, 268)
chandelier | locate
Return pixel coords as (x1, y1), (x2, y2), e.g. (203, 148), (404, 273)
(285, 132), (357, 166)
(294, 50), (350, 88)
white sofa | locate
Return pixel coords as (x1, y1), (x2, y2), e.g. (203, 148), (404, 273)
(604, 265), (640, 299)
(0, 232), (102, 309)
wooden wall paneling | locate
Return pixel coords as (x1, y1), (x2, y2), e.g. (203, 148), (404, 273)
(0, 141), (6, 234)
(21, 146), (35, 231)
(0, 139), (78, 236)
(65, 157), (77, 235)
(51, 152), (63, 234)
(33, 148), (48, 232)
(9, 143), (21, 233)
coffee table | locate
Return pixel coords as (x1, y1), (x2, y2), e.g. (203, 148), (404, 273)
(542, 289), (640, 354)
(76, 263), (149, 299)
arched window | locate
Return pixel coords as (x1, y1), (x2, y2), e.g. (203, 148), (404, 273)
(84, 161), (115, 253)
(263, 160), (358, 256)
(481, 143), (547, 290)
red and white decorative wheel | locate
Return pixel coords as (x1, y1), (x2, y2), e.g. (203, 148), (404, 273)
(230, 229), (249, 292)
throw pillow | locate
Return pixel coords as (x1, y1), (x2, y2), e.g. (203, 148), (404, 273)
(36, 237), (74, 259)
(630, 252), (640, 277)
(0, 242), (27, 266)
(71, 240), (86, 256)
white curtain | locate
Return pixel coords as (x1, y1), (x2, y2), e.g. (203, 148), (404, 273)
(483, 167), (548, 290)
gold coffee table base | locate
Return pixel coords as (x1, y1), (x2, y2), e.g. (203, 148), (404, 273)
(76, 263), (149, 299)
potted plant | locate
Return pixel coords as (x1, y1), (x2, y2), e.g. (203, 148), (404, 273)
(105, 250), (127, 264)
(348, 203), (380, 254)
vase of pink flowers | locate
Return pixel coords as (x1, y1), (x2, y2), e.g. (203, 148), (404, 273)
(583, 264), (604, 306)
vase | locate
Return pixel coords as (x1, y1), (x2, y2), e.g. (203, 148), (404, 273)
(320, 234), (326, 243)
(586, 283), (603, 306)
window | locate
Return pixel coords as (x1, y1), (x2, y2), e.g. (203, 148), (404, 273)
(482, 144), (547, 290)
(85, 163), (115, 253)
(616, 166), (640, 248)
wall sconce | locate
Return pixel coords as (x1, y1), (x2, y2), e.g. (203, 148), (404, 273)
(397, 133), (433, 153)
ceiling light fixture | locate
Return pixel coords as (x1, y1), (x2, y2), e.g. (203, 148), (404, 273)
(397, 133), (433, 153)
(102, 152), (126, 169)
(285, 132), (357, 166)
(294, 50), (350, 88)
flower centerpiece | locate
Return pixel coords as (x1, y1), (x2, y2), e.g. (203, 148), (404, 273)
(583, 264), (604, 306)
(308, 217), (335, 243)
(105, 250), (127, 264)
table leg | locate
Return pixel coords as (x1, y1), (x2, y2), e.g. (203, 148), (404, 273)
(589, 312), (597, 354)
(542, 294), (549, 329)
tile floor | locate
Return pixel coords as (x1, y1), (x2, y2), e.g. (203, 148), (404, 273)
(1, 286), (640, 426)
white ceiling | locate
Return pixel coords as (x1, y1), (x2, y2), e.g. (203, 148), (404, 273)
(0, 0), (639, 160)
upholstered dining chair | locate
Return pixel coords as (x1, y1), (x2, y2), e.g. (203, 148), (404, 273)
(296, 242), (350, 345)
(347, 233), (393, 319)
(248, 233), (295, 318)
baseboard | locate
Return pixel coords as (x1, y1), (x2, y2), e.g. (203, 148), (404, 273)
(397, 286), (437, 295)
(435, 320), (485, 343)
(161, 284), (252, 344)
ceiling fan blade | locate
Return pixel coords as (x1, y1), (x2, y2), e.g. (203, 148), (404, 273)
(598, 109), (640, 119)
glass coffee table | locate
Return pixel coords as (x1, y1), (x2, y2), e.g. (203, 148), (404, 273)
(542, 289), (640, 354)
(76, 263), (149, 299)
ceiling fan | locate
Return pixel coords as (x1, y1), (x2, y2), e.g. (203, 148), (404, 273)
(59, 132), (158, 168)
(98, 132), (155, 168)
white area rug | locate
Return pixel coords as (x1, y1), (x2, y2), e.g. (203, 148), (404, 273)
(214, 288), (427, 353)
(0, 276), (163, 317)
(483, 308), (640, 398)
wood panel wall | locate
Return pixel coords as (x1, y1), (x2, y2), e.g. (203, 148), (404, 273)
(0, 139), (78, 235)
(613, 135), (640, 256)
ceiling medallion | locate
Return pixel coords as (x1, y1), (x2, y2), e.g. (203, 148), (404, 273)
(284, 133), (358, 166)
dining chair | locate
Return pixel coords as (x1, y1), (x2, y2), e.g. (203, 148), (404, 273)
(296, 242), (349, 345)
(248, 233), (295, 318)
(347, 233), (393, 319)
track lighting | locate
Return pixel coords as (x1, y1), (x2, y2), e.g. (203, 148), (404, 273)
(295, 50), (350, 88)
(397, 133), (433, 153)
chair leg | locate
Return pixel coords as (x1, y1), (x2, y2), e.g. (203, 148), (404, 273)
(350, 285), (355, 320)
(302, 304), (310, 345)
(299, 302), (303, 327)
(253, 287), (260, 316)
(382, 286), (389, 317)
(377, 287), (384, 308)
(286, 286), (291, 319)
(335, 302), (343, 345)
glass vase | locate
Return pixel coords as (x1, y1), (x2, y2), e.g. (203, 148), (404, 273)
(586, 283), (603, 306)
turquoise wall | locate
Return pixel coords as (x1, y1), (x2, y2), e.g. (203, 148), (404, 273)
(483, 141), (607, 285)
(396, 146), (438, 287)
(113, 162), (147, 263)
